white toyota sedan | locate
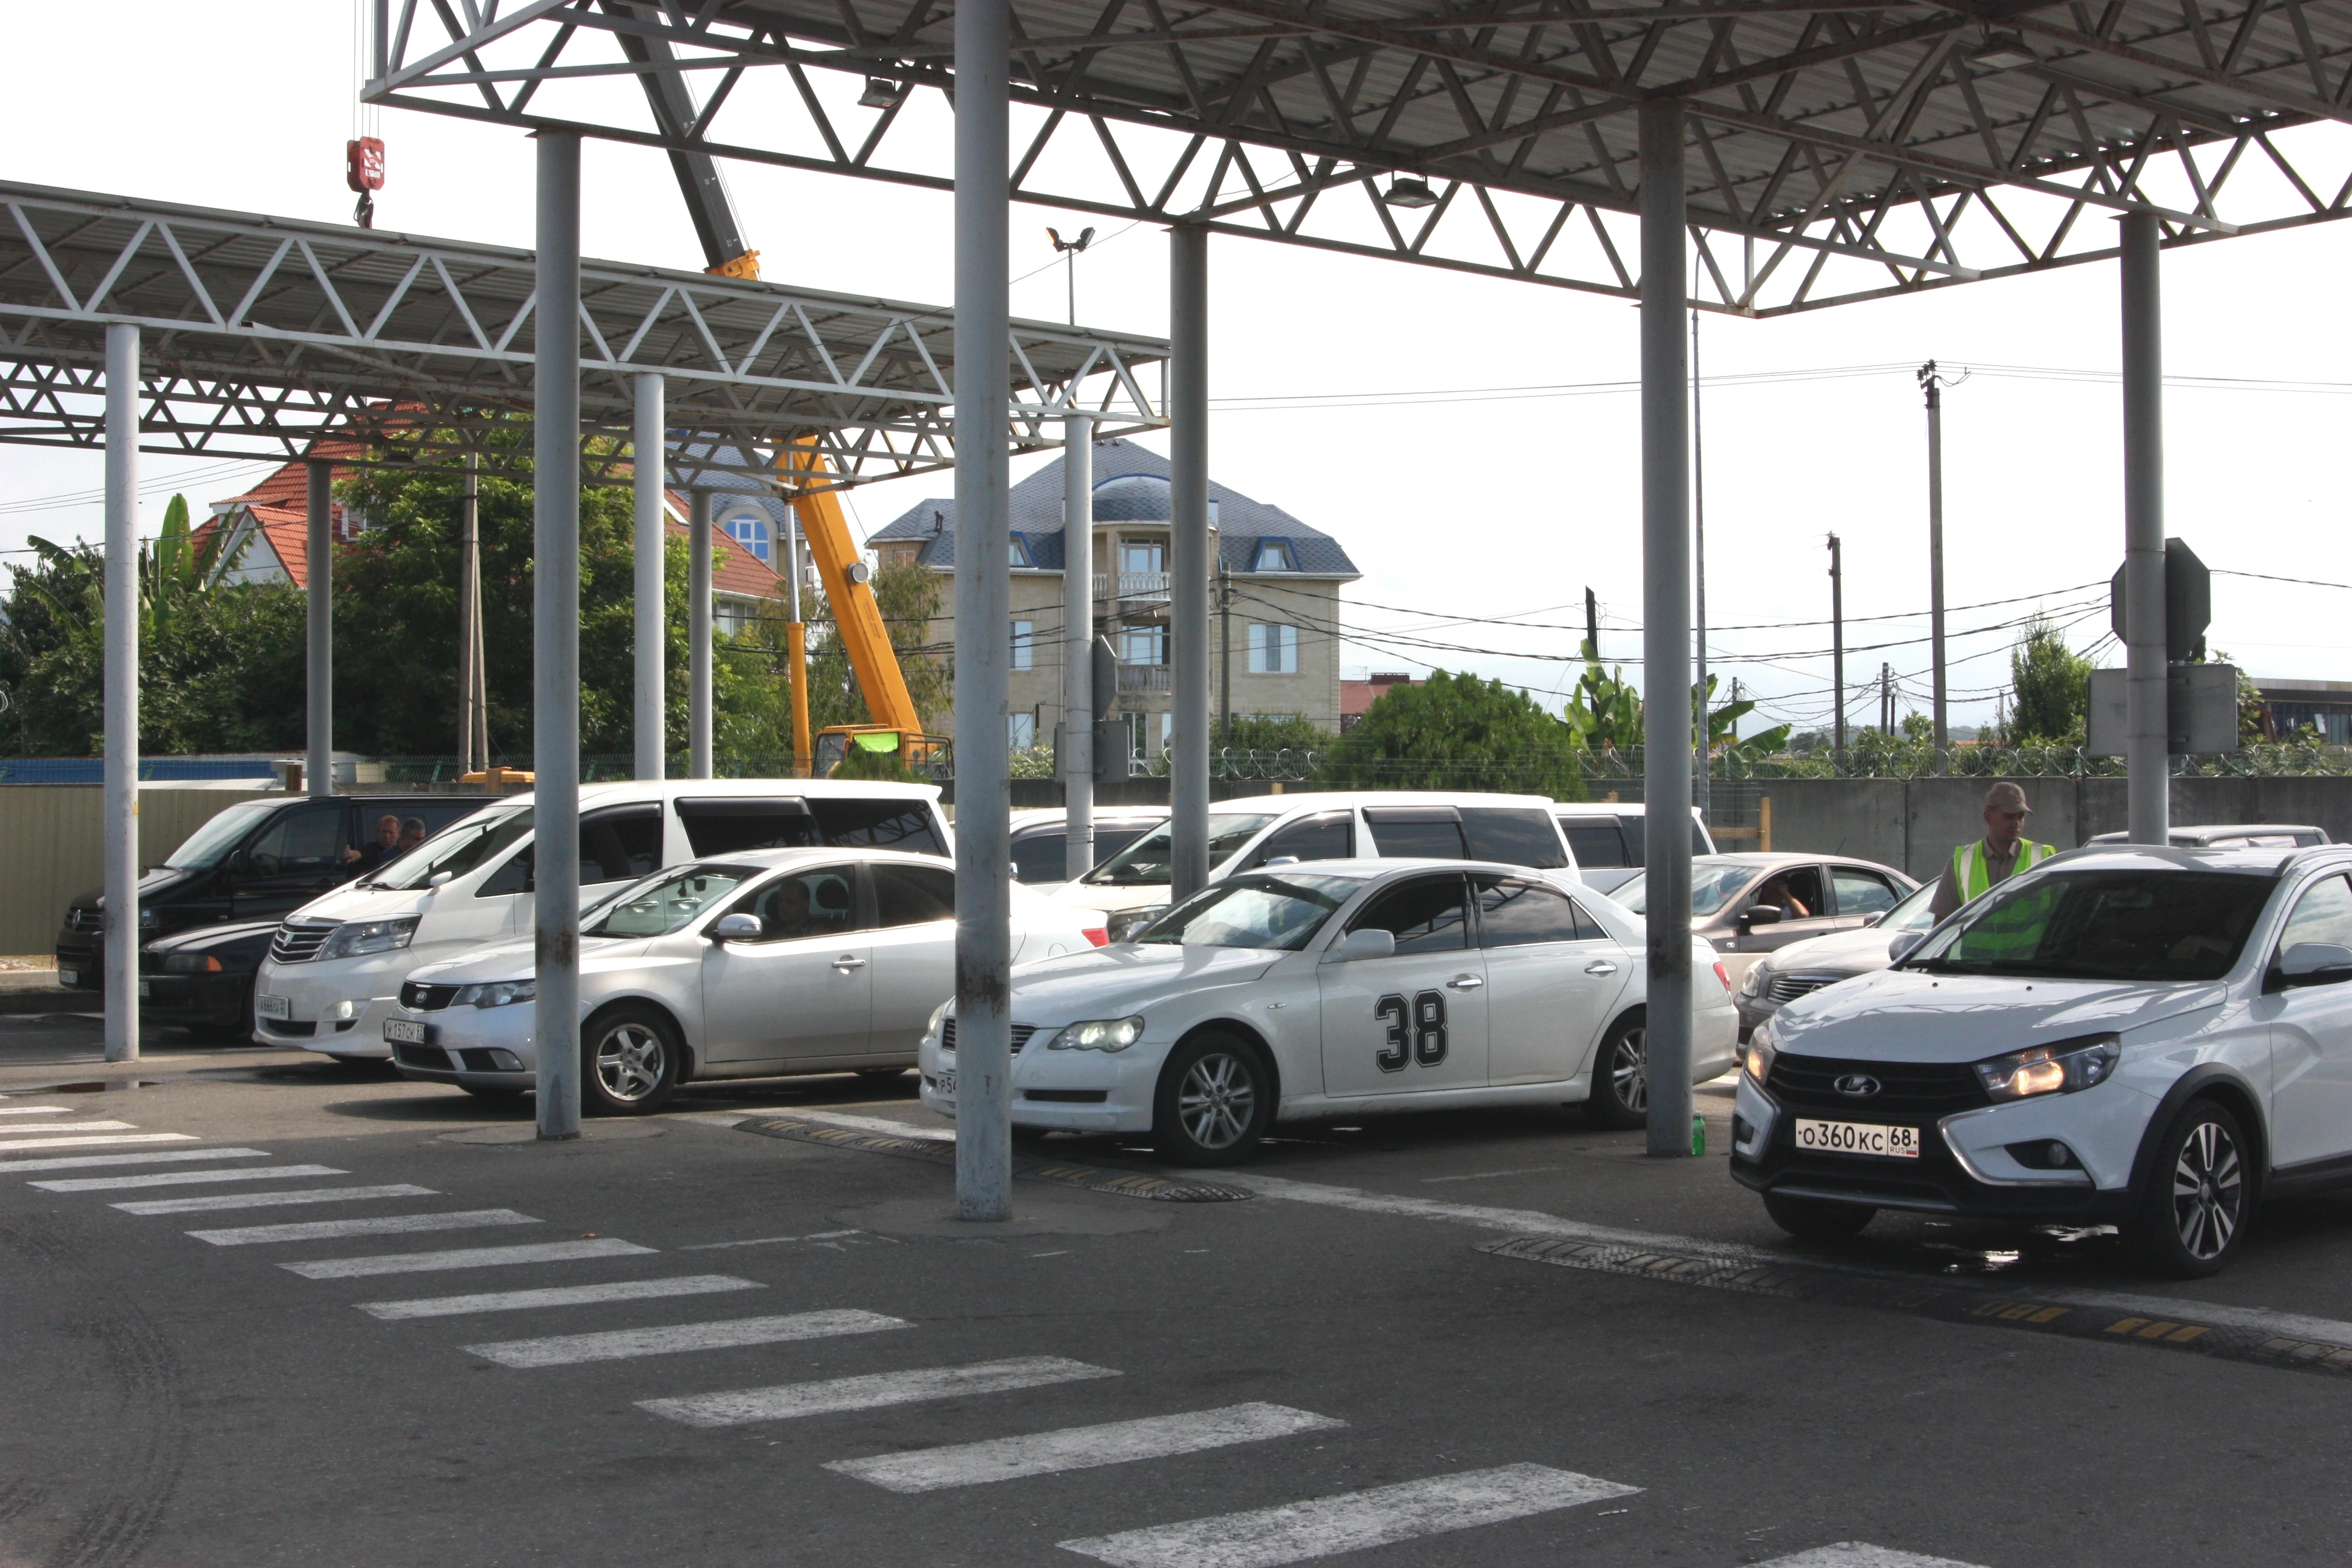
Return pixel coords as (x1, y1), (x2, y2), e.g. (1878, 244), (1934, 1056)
(384, 849), (1106, 1114)
(919, 859), (1740, 1164)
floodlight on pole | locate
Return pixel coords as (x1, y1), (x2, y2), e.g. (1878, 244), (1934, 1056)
(1047, 225), (1096, 325)
(859, 77), (907, 108)
(1969, 32), (2038, 70)
(1380, 178), (1439, 209)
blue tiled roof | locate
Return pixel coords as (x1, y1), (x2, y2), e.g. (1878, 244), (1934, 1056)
(870, 438), (1359, 578)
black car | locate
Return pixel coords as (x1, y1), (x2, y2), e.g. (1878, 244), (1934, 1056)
(56, 794), (487, 994)
(138, 921), (277, 1040)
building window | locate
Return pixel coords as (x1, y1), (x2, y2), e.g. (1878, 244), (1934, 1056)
(1010, 712), (1037, 749)
(1251, 537), (1298, 572)
(1248, 622), (1299, 674)
(1120, 624), (1168, 666)
(1010, 531), (1034, 568)
(723, 510), (772, 562)
(1011, 619), (1035, 671)
(1120, 538), (1164, 575)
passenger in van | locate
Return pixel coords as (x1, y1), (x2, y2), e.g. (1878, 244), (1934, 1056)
(398, 817), (429, 853)
(344, 814), (403, 872)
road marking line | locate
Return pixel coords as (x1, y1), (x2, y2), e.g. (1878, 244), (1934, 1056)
(0, 1147), (268, 1173)
(830, 1403), (1345, 1494)
(1058, 1463), (1641, 1567)
(640, 1355), (1119, 1428)
(0, 1120), (138, 1137)
(1219, 1171), (1775, 1257)
(32, 1164), (346, 1192)
(0, 1106), (77, 1114)
(190, 1208), (538, 1247)
(677, 1229), (863, 1250)
(113, 1183), (437, 1216)
(1420, 1167), (1561, 1184)
(287, 1237), (651, 1279)
(466, 1309), (909, 1368)
(0, 1133), (188, 1152)
(1755, 1546), (1989, 1567)
(359, 1273), (759, 1319)
(753, 1108), (954, 1140)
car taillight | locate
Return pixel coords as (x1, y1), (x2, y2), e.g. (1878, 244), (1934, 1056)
(1082, 927), (1110, 948)
(1713, 961), (1731, 990)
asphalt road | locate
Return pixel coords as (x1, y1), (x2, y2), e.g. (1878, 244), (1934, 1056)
(6, 1014), (2351, 1568)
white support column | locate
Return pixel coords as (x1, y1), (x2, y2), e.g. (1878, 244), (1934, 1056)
(689, 488), (714, 780)
(102, 323), (139, 1065)
(2120, 211), (2169, 846)
(1168, 225), (1211, 901)
(1062, 413), (1095, 880)
(306, 460), (333, 798)
(533, 129), (584, 1142)
(458, 452), (481, 775)
(633, 372), (667, 781)
(1638, 99), (1695, 1158)
(952, 0), (1015, 1223)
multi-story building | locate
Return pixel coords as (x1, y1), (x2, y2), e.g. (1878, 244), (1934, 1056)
(870, 438), (1360, 759)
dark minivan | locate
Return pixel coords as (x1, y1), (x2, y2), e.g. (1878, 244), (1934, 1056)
(56, 794), (488, 994)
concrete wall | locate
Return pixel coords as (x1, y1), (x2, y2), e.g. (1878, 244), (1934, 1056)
(0, 787), (281, 957)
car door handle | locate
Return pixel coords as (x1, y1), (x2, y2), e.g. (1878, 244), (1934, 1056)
(1583, 960), (1619, 976)
(832, 955), (867, 971)
(1446, 973), (1484, 989)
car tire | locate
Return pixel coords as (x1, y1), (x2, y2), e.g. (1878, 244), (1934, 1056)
(1584, 1012), (1649, 1130)
(2126, 1098), (2252, 1278)
(1152, 1032), (1273, 1167)
(580, 1005), (681, 1116)
(1762, 1190), (1875, 1241)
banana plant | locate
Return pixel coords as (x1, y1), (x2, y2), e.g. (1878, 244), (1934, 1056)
(1565, 638), (1643, 755)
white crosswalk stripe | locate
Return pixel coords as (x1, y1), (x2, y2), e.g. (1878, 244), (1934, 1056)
(285, 1237), (654, 1279)
(113, 1183), (437, 1216)
(0, 1120), (138, 1137)
(466, 1309), (909, 1368)
(829, 1403), (1346, 1495)
(358, 1273), (759, 1319)
(1057, 1463), (1641, 1568)
(33, 1164), (346, 1192)
(1756, 1547), (1989, 1568)
(0, 1147), (269, 1173)
(190, 1208), (538, 1246)
(641, 1356), (1120, 1429)
(0, 1106), (77, 1114)
(0, 1133), (192, 1152)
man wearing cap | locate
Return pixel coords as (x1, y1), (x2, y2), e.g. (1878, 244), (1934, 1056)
(1929, 781), (2057, 920)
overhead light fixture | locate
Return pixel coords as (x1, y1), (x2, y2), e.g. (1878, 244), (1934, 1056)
(859, 77), (907, 108)
(1969, 32), (2038, 70)
(1380, 177), (1440, 209)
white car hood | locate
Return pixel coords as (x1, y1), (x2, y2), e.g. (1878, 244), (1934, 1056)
(1760, 925), (1913, 978)
(1006, 943), (1283, 1023)
(286, 883), (435, 925)
(1771, 966), (2229, 1063)
(402, 934), (647, 987)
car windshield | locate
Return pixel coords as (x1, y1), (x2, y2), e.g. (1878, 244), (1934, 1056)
(1133, 872), (1360, 950)
(1882, 880), (1941, 933)
(161, 801), (282, 869)
(1081, 811), (1283, 886)
(1907, 869), (2276, 981)
(1615, 862), (1758, 918)
(366, 808), (533, 890)
(587, 864), (754, 938)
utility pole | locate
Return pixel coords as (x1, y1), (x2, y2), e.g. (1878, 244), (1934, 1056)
(1584, 586), (1599, 660)
(458, 451), (483, 775)
(1880, 661), (1892, 734)
(1919, 360), (1962, 766)
(1690, 307), (1709, 824)
(1827, 533), (1845, 767)
(1217, 556), (1233, 748)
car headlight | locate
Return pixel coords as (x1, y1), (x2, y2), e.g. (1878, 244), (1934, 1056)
(1744, 1022), (1776, 1086)
(1740, 962), (1766, 997)
(1973, 1035), (2120, 1102)
(1046, 1016), (1145, 1053)
(1106, 907), (1164, 944)
(164, 952), (224, 974)
(318, 916), (420, 961)
(452, 979), (536, 1009)
(925, 1000), (952, 1043)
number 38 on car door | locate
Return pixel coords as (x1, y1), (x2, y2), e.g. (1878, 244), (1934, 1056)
(1319, 872), (1491, 1096)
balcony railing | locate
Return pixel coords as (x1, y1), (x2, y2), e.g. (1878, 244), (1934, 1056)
(1115, 664), (1173, 694)
(1094, 571), (1172, 602)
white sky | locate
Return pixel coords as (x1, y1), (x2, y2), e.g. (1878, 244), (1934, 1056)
(3, 2), (2347, 737)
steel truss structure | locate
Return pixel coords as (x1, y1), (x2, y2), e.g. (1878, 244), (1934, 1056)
(368, 0), (2352, 313)
(0, 181), (1166, 489)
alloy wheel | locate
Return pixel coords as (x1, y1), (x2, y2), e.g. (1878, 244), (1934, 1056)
(1176, 1051), (1257, 1151)
(1610, 1026), (1649, 1115)
(596, 1023), (668, 1104)
(2170, 1118), (2244, 1261)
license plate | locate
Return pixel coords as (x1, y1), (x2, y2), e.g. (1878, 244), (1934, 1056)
(383, 1019), (429, 1045)
(933, 1070), (957, 1097)
(59, 970), (78, 987)
(1795, 1118), (1920, 1158)
(257, 993), (291, 1020)
(137, 979), (150, 998)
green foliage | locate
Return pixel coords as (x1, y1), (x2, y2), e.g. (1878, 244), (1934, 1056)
(1322, 668), (1585, 797)
(2006, 616), (2093, 745)
(1219, 712), (1328, 751)
(794, 561), (951, 736)
(1564, 639), (1642, 754)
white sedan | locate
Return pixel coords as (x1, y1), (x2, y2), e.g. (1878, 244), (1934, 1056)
(919, 858), (1739, 1164)
(384, 848), (1107, 1114)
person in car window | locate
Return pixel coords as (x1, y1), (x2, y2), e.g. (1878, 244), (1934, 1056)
(343, 814), (402, 871)
(1751, 874), (1811, 921)
(767, 879), (818, 940)
(397, 816), (429, 852)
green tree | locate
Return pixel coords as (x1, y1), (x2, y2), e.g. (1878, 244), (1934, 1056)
(793, 560), (951, 736)
(2007, 616), (2093, 744)
(1322, 668), (1584, 796)
(1564, 638), (1642, 754)
(1220, 712), (1328, 751)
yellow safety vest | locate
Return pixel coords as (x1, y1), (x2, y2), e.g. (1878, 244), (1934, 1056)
(1952, 837), (2055, 903)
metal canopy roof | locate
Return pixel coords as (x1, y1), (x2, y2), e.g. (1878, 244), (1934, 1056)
(368, 0), (2352, 313)
(0, 180), (1166, 487)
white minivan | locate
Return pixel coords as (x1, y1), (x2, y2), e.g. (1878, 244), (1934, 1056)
(253, 779), (952, 1063)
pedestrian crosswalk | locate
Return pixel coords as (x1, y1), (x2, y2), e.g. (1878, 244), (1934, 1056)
(2, 1089), (1999, 1568)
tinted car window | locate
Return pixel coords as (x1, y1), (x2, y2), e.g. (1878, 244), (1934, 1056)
(1363, 810), (1467, 860)
(810, 798), (946, 854)
(1010, 830), (1067, 885)
(1473, 876), (1585, 947)
(722, 865), (861, 942)
(874, 863), (956, 927)
(1832, 867), (1899, 917)
(1241, 811), (1354, 870)
(476, 807), (660, 895)
(1913, 869), (2273, 981)
(241, 803), (349, 875)
(1557, 819), (1626, 869)
(1462, 808), (1568, 869)
(164, 801), (282, 870)
(1349, 874), (1470, 954)
(2279, 874), (2352, 955)
(678, 798), (821, 856)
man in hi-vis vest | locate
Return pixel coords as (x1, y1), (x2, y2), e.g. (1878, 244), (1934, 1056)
(1928, 780), (2057, 921)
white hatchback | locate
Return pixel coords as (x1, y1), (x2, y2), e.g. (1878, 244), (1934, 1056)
(922, 858), (1739, 1164)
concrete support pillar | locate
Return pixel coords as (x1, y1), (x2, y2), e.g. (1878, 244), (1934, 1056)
(1062, 412), (1095, 879)
(1638, 99), (1695, 1158)
(952, 0), (1015, 1223)
(633, 373), (667, 781)
(2120, 211), (2169, 846)
(689, 489), (714, 780)
(306, 460), (333, 798)
(103, 323), (139, 1064)
(532, 129), (584, 1142)
(1168, 225), (1211, 901)
(458, 452), (483, 775)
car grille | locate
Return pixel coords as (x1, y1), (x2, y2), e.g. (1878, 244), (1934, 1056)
(394, 1043), (454, 1071)
(67, 907), (103, 933)
(1767, 972), (1843, 1005)
(1766, 1053), (1988, 1119)
(938, 1019), (1041, 1054)
(400, 982), (463, 1011)
(269, 921), (337, 963)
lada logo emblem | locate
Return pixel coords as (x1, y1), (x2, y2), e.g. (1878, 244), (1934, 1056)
(1833, 1074), (1881, 1097)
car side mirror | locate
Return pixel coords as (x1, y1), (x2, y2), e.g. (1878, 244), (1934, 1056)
(1861, 911), (1886, 928)
(1328, 927), (1396, 962)
(427, 870), (454, 889)
(1264, 854), (1301, 868)
(1886, 931), (1924, 962)
(2279, 942), (2352, 985)
(1740, 905), (1784, 929)
(710, 913), (763, 940)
